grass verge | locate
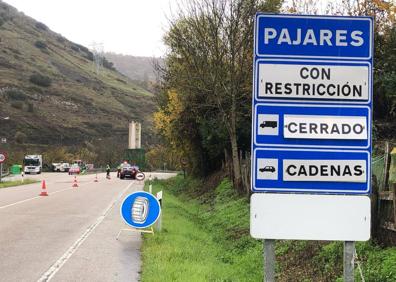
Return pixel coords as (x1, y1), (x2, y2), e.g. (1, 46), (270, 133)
(141, 176), (262, 282)
(0, 179), (39, 189)
(141, 175), (396, 282)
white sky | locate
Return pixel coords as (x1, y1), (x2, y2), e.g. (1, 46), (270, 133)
(4, 0), (178, 57)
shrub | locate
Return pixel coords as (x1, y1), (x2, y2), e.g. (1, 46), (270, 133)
(11, 101), (23, 109)
(14, 131), (27, 144)
(74, 43), (89, 53)
(56, 36), (66, 43)
(27, 102), (34, 112)
(103, 58), (115, 70)
(29, 74), (52, 87)
(84, 52), (94, 61)
(70, 44), (80, 52)
(5, 88), (26, 101)
(35, 22), (48, 31)
(34, 40), (47, 49)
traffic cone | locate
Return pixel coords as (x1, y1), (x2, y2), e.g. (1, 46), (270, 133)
(39, 180), (48, 196)
(94, 174), (98, 182)
(72, 176), (78, 187)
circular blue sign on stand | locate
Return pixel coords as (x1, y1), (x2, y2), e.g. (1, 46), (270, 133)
(120, 191), (161, 229)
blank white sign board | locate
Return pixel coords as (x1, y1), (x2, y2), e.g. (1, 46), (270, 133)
(251, 193), (370, 241)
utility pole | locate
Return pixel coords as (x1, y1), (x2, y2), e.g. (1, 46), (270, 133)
(90, 42), (104, 75)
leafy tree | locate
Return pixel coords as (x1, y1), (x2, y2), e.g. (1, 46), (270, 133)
(157, 0), (282, 191)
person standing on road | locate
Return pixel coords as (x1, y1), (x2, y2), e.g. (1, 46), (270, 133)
(117, 164), (121, 178)
(106, 164), (111, 179)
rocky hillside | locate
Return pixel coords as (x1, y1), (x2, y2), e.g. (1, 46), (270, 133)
(0, 1), (155, 148)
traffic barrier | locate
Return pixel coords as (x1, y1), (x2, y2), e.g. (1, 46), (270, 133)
(72, 176), (78, 188)
(94, 174), (98, 182)
(39, 180), (48, 196)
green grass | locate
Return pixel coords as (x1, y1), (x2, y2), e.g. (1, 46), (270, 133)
(141, 175), (396, 282)
(0, 179), (39, 188)
(141, 176), (263, 282)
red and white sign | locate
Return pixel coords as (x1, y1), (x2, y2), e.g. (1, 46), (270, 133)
(0, 152), (7, 163)
(136, 172), (145, 181)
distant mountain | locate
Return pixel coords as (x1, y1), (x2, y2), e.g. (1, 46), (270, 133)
(104, 53), (163, 85)
(0, 1), (156, 149)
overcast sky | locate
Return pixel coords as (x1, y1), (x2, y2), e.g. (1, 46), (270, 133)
(4, 0), (178, 57)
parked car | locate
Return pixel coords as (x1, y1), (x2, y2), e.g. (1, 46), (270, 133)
(52, 162), (70, 172)
(68, 164), (81, 175)
(120, 163), (139, 179)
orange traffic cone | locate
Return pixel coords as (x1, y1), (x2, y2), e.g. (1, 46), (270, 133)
(94, 174), (98, 182)
(39, 180), (48, 196)
(72, 176), (78, 188)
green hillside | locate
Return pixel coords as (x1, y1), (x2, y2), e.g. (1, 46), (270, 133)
(0, 1), (155, 149)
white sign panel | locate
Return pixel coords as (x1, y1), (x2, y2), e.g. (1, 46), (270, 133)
(250, 193), (371, 241)
(156, 190), (163, 200)
(258, 63), (369, 101)
(258, 114), (279, 136)
(283, 159), (366, 182)
(284, 115), (367, 140)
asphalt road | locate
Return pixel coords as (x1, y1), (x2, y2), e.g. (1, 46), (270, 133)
(0, 171), (176, 282)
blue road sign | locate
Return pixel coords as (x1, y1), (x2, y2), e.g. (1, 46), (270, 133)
(255, 14), (373, 59)
(252, 14), (373, 194)
(253, 148), (370, 194)
(120, 191), (161, 229)
(254, 103), (371, 149)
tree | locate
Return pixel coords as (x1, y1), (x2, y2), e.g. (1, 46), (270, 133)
(158, 0), (282, 191)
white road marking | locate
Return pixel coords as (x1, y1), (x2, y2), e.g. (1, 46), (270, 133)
(37, 182), (135, 282)
(0, 195), (41, 210)
(0, 181), (96, 210)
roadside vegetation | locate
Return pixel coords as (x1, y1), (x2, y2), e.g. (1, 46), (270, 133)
(0, 179), (38, 189)
(141, 176), (396, 282)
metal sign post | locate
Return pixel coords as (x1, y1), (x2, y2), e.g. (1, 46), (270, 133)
(344, 241), (355, 282)
(155, 190), (163, 232)
(251, 14), (373, 281)
(264, 240), (275, 282)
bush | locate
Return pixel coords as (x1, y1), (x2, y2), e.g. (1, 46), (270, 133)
(34, 40), (47, 49)
(27, 102), (34, 113)
(103, 58), (115, 70)
(11, 101), (23, 109)
(74, 43), (89, 53)
(35, 22), (47, 31)
(5, 88), (26, 101)
(14, 131), (27, 144)
(29, 74), (52, 87)
(70, 44), (80, 52)
(56, 36), (66, 43)
(84, 52), (94, 61)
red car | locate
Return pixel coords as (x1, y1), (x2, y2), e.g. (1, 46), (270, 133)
(68, 164), (81, 175)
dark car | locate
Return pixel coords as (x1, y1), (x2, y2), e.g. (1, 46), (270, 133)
(259, 166), (276, 173)
(120, 164), (139, 179)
